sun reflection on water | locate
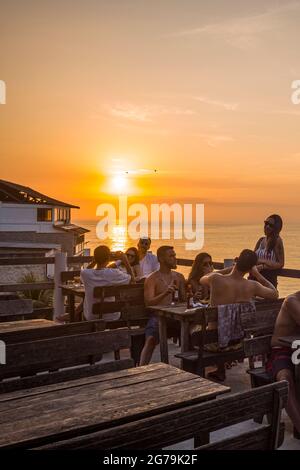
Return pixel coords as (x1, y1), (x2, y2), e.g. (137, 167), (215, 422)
(111, 225), (128, 252)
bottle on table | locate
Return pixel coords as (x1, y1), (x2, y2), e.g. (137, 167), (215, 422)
(171, 281), (179, 305)
(186, 283), (193, 309)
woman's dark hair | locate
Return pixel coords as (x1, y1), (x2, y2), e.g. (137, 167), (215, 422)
(266, 214), (283, 252)
(188, 252), (212, 282)
(125, 247), (139, 266)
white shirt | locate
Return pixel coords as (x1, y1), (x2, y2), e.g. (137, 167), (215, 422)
(80, 268), (131, 321)
(139, 252), (160, 278)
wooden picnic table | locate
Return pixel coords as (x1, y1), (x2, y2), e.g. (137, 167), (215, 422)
(60, 284), (85, 322)
(0, 362), (229, 449)
(278, 335), (300, 397)
(0, 319), (56, 334)
(149, 299), (283, 365)
(148, 303), (204, 364)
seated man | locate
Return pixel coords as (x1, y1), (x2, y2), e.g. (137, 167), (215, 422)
(81, 245), (134, 321)
(200, 249), (278, 381)
(267, 293), (300, 434)
(139, 245), (186, 366)
(200, 249), (278, 306)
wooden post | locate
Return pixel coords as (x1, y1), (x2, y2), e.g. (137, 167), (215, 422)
(158, 315), (169, 364)
(53, 252), (67, 319)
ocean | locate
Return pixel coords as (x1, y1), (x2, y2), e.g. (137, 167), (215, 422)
(75, 221), (300, 298)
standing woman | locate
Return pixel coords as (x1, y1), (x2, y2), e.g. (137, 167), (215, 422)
(254, 214), (285, 287)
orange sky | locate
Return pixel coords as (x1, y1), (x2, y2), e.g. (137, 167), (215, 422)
(1, 0), (300, 223)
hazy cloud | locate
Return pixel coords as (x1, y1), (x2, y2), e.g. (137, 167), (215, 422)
(192, 96), (238, 111)
(168, 2), (300, 49)
(105, 102), (197, 123)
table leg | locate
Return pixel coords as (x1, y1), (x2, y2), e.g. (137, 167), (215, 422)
(159, 316), (169, 364)
(194, 432), (209, 448)
(69, 294), (75, 323)
(180, 320), (190, 369)
(180, 321), (190, 353)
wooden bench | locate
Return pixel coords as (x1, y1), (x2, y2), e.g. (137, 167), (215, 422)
(0, 299), (33, 321)
(175, 299), (283, 375)
(0, 299), (53, 322)
(243, 334), (300, 439)
(93, 284), (148, 365)
(0, 326), (134, 393)
(0, 318), (105, 344)
(36, 381), (288, 450)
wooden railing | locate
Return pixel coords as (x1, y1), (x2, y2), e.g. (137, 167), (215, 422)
(1, 254), (300, 317)
(1, 255), (300, 279)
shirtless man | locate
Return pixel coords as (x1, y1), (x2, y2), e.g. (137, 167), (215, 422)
(267, 292), (300, 433)
(200, 249), (278, 306)
(200, 249), (278, 381)
(139, 246), (186, 366)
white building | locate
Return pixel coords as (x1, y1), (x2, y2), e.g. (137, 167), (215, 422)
(0, 179), (89, 257)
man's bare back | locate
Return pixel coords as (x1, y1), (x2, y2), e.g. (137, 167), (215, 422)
(201, 265), (278, 307)
(272, 291), (300, 346)
(209, 273), (258, 306)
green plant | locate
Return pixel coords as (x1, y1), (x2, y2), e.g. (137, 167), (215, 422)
(19, 272), (53, 307)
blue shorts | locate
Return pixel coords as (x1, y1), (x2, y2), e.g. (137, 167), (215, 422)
(145, 316), (159, 343)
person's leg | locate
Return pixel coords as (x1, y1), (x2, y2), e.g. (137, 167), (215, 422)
(139, 336), (158, 366)
(276, 368), (300, 433)
(207, 364), (226, 382)
(139, 316), (159, 366)
(74, 299), (83, 322)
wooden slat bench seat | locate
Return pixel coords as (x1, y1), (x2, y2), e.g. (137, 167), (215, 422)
(175, 299), (283, 376)
(0, 327), (134, 393)
(0, 299), (53, 322)
(243, 334), (300, 439)
(0, 318), (105, 344)
(35, 381), (288, 450)
(0, 299), (33, 321)
(93, 284), (148, 365)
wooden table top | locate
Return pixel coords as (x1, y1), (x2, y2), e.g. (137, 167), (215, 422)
(149, 303), (207, 319)
(60, 284), (85, 296)
(0, 362), (230, 449)
(0, 319), (56, 333)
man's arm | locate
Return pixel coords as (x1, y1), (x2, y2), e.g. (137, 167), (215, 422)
(200, 272), (217, 288)
(119, 253), (136, 283)
(144, 275), (175, 306)
(250, 266), (278, 300)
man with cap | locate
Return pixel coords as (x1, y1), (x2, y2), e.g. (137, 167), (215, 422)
(137, 237), (160, 278)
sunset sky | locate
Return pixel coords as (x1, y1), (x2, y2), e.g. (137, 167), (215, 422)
(1, 0), (300, 223)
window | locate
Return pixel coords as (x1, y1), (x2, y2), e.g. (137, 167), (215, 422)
(56, 208), (70, 223)
(37, 208), (52, 222)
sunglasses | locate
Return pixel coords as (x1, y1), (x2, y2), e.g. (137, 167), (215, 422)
(264, 220), (275, 228)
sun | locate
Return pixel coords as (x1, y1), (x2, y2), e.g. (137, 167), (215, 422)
(111, 175), (128, 193)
